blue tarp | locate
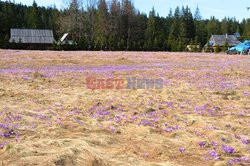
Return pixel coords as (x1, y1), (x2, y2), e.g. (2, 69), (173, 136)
(229, 40), (250, 53)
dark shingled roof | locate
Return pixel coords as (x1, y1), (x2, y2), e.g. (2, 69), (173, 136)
(9, 29), (56, 44)
(208, 35), (240, 47)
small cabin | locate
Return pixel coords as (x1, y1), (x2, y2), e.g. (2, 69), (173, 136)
(204, 34), (241, 52)
(9, 28), (56, 49)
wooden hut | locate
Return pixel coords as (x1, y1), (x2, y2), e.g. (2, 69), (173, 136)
(9, 28), (56, 49)
(204, 34), (241, 52)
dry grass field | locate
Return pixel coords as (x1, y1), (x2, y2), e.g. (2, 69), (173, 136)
(0, 50), (249, 166)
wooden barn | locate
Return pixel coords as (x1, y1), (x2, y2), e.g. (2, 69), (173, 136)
(204, 34), (241, 52)
(9, 28), (56, 49)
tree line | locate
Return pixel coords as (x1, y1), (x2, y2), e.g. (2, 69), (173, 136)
(0, 0), (249, 51)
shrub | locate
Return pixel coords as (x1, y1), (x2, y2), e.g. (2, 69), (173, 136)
(222, 42), (229, 52)
(214, 45), (221, 53)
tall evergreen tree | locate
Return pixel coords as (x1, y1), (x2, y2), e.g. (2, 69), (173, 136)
(121, 0), (135, 50)
(207, 16), (220, 36)
(145, 7), (156, 50)
(194, 6), (202, 21)
(179, 6), (195, 47)
(27, 1), (41, 28)
(109, 0), (121, 50)
(168, 7), (181, 51)
(95, 0), (109, 49)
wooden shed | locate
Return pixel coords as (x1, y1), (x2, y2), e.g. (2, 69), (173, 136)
(9, 28), (56, 49)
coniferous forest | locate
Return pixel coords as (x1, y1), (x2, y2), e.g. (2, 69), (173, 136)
(0, 0), (249, 51)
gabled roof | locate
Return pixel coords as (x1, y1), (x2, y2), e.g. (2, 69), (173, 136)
(9, 28), (56, 44)
(208, 35), (240, 47)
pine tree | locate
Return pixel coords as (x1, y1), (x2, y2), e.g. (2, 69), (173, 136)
(168, 7), (181, 51)
(194, 6), (202, 21)
(194, 6), (206, 48)
(145, 7), (156, 50)
(180, 6), (195, 46)
(221, 17), (228, 34)
(121, 0), (135, 50)
(207, 16), (220, 36)
(95, 0), (109, 50)
(109, 0), (121, 50)
(27, 1), (41, 28)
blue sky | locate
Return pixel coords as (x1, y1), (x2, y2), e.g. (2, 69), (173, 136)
(4, 0), (250, 21)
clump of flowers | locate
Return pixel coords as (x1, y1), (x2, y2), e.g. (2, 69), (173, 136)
(228, 157), (250, 165)
(222, 145), (235, 154)
(199, 141), (206, 147)
(208, 151), (219, 160)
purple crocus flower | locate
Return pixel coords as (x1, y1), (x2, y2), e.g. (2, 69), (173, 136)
(131, 116), (137, 121)
(179, 148), (185, 153)
(211, 141), (218, 147)
(0, 124), (9, 129)
(228, 158), (241, 164)
(115, 116), (122, 123)
(199, 141), (206, 147)
(139, 120), (152, 126)
(241, 157), (250, 162)
(13, 124), (19, 129)
(3, 133), (11, 138)
(100, 111), (111, 116)
(13, 115), (22, 121)
(164, 101), (174, 109)
(208, 151), (219, 160)
(228, 157), (250, 164)
(164, 126), (176, 132)
(234, 134), (241, 139)
(241, 138), (248, 145)
(109, 126), (117, 133)
(222, 145), (235, 154)
(195, 104), (207, 114)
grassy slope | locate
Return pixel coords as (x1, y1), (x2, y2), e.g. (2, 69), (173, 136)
(0, 50), (249, 166)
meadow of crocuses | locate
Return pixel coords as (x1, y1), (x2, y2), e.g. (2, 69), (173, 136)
(0, 50), (249, 166)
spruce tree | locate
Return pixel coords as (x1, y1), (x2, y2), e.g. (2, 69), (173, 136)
(145, 7), (156, 50)
(95, 0), (109, 50)
(27, 1), (41, 28)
